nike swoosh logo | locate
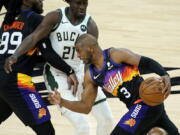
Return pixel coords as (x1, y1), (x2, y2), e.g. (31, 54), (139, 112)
(93, 74), (101, 79)
(108, 65), (113, 70)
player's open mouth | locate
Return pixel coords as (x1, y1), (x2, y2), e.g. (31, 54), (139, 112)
(79, 11), (85, 15)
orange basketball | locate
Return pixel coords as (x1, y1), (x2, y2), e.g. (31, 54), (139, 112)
(147, 127), (167, 135)
(139, 77), (165, 106)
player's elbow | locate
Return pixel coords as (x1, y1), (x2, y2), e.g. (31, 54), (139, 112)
(26, 34), (38, 47)
(84, 111), (89, 114)
(84, 108), (91, 114)
(81, 99), (93, 114)
(83, 105), (92, 114)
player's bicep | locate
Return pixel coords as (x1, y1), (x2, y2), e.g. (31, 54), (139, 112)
(31, 11), (60, 42)
(111, 48), (141, 66)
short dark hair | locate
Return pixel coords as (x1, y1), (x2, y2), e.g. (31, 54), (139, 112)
(3, 0), (22, 25)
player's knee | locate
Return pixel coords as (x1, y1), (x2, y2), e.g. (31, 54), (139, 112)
(30, 120), (55, 135)
(75, 124), (90, 135)
(101, 117), (114, 130)
(74, 119), (90, 135)
(92, 101), (114, 126)
(95, 113), (114, 135)
(105, 114), (114, 124)
(97, 112), (114, 126)
(63, 110), (90, 135)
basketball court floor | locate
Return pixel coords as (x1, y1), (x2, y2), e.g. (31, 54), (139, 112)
(0, 0), (180, 134)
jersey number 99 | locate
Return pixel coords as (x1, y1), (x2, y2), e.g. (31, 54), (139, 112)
(0, 32), (22, 54)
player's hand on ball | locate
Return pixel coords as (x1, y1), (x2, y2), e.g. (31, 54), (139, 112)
(161, 75), (171, 99)
(139, 77), (166, 106)
(48, 91), (62, 105)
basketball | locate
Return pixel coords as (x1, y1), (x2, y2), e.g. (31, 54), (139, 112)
(139, 77), (165, 106)
(147, 127), (167, 135)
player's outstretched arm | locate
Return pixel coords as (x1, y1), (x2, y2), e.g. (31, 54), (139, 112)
(4, 11), (60, 73)
(14, 11), (60, 58)
(48, 69), (98, 114)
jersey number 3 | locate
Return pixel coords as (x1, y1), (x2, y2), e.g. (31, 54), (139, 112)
(0, 32), (22, 54)
(120, 87), (131, 98)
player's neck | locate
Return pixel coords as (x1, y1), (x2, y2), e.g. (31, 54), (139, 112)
(92, 50), (104, 70)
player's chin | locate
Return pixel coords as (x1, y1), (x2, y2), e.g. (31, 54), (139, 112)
(77, 13), (85, 18)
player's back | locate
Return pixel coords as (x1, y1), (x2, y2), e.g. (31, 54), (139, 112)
(0, 10), (43, 75)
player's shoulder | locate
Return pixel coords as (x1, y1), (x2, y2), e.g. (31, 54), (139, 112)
(87, 16), (98, 38)
(24, 11), (43, 28)
(87, 16), (95, 25)
(43, 10), (62, 25)
(45, 9), (62, 19)
(110, 47), (131, 56)
(23, 10), (42, 18)
(25, 11), (43, 22)
(108, 47), (130, 63)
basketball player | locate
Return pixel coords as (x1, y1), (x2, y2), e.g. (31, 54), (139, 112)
(48, 34), (180, 135)
(0, 0), (79, 134)
(4, 0), (114, 135)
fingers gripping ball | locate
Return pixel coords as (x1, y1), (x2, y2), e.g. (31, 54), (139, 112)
(139, 77), (165, 106)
